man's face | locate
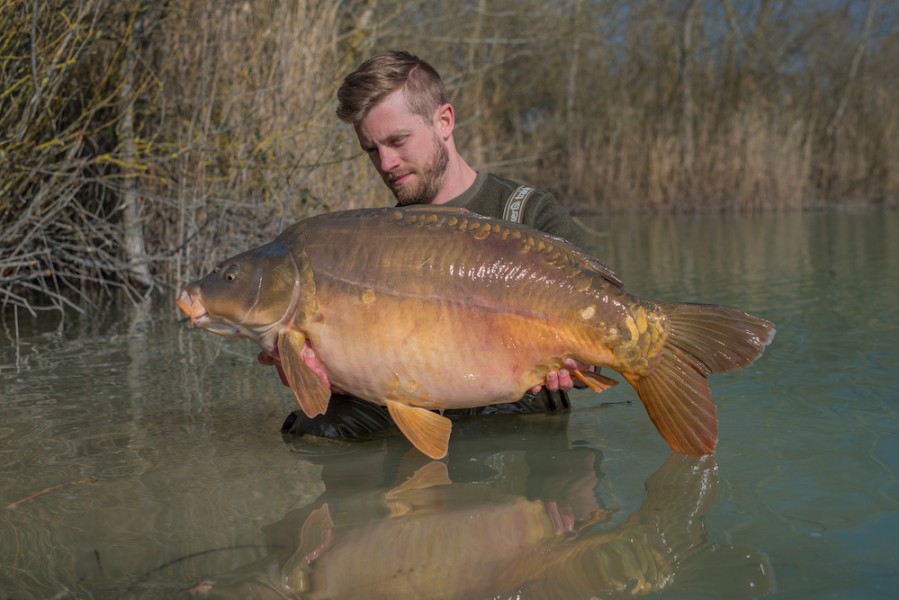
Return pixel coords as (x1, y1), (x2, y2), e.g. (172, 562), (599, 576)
(354, 89), (449, 205)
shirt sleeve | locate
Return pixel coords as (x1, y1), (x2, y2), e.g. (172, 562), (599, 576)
(524, 192), (589, 250)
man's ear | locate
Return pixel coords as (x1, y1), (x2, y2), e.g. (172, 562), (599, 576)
(434, 103), (454, 140)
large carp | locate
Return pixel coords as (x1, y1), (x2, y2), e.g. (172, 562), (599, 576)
(176, 206), (775, 459)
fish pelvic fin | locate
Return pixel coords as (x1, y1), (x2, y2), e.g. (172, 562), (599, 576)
(278, 329), (330, 417)
(390, 461), (452, 494)
(627, 303), (775, 456)
(386, 400), (452, 460)
(385, 462), (452, 518)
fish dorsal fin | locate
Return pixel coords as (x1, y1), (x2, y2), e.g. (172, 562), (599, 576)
(278, 329), (330, 417)
(397, 205), (472, 216)
(386, 400), (452, 460)
(573, 369), (619, 393)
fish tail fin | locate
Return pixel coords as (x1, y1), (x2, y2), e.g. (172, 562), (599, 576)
(658, 302), (776, 374)
(624, 346), (718, 456)
(626, 303), (775, 456)
(523, 455), (725, 598)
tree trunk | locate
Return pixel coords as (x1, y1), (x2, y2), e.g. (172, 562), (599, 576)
(679, 0), (698, 195)
(119, 4), (153, 291)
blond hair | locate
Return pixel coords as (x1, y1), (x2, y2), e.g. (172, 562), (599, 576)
(336, 50), (448, 125)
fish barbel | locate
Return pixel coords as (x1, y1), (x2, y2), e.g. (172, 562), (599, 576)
(176, 206), (775, 459)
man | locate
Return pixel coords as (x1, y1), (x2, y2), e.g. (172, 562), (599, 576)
(277, 50), (592, 438)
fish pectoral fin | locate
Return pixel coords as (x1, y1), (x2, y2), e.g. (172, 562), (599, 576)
(386, 400), (452, 460)
(278, 329), (330, 417)
(294, 503), (334, 566)
(573, 369), (619, 393)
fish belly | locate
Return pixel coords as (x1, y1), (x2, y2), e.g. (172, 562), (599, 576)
(293, 211), (637, 409)
(307, 496), (557, 599)
(308, 294), (581, 408)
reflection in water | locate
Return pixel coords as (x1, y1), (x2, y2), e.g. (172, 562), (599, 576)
(198, 417), (774, 600)
(3, 210), (894, 598)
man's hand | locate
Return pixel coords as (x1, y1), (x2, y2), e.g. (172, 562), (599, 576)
(531, 358), (594, 394)
(536, 448), (609, 536)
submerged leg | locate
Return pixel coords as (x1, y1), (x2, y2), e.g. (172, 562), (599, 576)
(281, 395), (394, 439)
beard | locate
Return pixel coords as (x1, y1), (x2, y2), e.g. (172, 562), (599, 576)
(391, 135), (450, 206)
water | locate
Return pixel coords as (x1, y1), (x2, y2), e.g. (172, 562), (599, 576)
(1, 209), (897, 599)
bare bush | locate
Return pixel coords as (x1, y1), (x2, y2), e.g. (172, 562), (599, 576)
(1, 0), (897, 317)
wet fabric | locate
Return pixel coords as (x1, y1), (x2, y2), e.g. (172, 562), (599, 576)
(281, 390), (571, 440)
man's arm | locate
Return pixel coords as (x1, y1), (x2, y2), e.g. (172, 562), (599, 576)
(525, 193), (589, 249)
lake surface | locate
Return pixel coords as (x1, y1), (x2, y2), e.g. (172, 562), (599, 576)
(1, 209), (897, 599)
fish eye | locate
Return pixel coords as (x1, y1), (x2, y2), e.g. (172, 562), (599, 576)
(223, 266), (238, 282)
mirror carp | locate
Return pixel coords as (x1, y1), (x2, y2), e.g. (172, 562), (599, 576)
(176, 206), (775, 459)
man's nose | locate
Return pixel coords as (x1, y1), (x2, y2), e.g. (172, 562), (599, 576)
(376, 147), (401, 173)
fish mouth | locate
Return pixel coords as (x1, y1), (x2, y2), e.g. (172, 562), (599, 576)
(175, 289), (248, 338)
(176, 289), (208, 327)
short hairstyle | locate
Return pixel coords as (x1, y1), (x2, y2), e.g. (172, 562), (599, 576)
(336, 50), (449, 125)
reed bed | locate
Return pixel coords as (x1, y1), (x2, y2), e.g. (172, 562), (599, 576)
(2, 0), (897, 317)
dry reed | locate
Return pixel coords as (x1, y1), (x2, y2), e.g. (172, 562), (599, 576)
(1, 0), (897, 317)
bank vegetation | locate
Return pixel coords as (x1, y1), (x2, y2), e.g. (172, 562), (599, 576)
(1, 0), (897, 316)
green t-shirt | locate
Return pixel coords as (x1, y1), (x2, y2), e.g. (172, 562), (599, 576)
(441, 172), (587, 250)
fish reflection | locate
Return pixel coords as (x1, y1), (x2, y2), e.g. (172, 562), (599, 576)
(193, 416), (774, 599)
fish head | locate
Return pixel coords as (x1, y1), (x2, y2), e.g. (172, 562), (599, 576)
(176, 240), (300, 348)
